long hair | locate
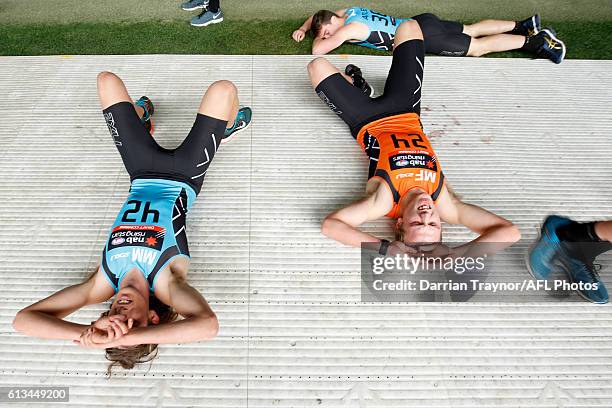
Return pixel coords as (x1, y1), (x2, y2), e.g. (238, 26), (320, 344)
(310, 10), (339, 37)
(104, 295), (178, 377)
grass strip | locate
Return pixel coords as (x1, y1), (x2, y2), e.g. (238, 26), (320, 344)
(1, 20), (610, 59)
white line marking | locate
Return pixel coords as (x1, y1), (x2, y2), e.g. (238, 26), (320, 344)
(197, 148), (210, 167)
(414, 74), (422, 94)
(412, 95), (422, 108)
(191, 170), (207, 179)
(416, 56), (424, 71)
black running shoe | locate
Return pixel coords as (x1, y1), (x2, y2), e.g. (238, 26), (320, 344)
(345, 64), (375, 97)
(525, 28), (566, 64)
(518, 14), (541, 36)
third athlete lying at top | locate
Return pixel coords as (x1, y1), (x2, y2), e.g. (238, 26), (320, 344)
(293, 6), (566, 63)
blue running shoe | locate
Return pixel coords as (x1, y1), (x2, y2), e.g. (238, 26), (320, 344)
(134, 96), (154, 133)
(558, 247), (609, 304)
(181, 0), (209, 11)
(526, 215), (573, 280)
(191, 9), (224, 27)
(223, 107), (252, 143)
(534, 28), (566, 64)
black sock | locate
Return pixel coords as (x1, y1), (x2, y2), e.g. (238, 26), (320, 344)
(557, 221), (612, 259)
(509, 21), (525, 36)
(521, 34), (542, 52)
(208, 0), (220, 13)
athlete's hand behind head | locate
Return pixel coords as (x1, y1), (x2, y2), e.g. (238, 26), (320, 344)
(292, 29), (306, 42)
(74, 315), (134, 349)
(387, 241), (419, 257)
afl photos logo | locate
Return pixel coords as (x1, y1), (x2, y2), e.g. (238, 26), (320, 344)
(104, 112), (121, 146)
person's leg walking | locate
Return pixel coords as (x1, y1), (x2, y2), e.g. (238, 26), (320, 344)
(208, 0), (219, 13)
(191, 0), (223, 27)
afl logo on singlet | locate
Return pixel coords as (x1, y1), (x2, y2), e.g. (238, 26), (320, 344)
(112, 237), (125, 246)
(396, 159), (409, 167)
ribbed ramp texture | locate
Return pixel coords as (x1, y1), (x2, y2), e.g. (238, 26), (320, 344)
(1, 54), (611, 407)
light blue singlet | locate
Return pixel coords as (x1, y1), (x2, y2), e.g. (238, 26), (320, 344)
(344, 6), (410, 51)
(101, 178), (196, 293)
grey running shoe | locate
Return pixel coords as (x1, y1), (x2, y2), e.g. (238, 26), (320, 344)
(181, 0), (209, 11)
(191, 9), (224, 27)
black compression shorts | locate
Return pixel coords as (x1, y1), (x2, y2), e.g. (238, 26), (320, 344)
(315, 39), (425, 137)
(102, 101), (227, 195)
(413, 13), (471, 56)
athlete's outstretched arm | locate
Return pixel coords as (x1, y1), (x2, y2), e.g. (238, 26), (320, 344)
(109, 274), (218, 347)
(293, 15), (314, 42)
(292, 9), (347, 42)
(436, 185), (521, 246)
(12, 268), (114, 341)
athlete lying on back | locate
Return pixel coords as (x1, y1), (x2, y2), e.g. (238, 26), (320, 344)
(307, 19), (521, 256)
(293, 6), (566, 63)
(13, 71), (252, 373)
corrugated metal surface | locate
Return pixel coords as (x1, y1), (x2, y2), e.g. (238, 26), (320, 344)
(0, 54), (611, 407)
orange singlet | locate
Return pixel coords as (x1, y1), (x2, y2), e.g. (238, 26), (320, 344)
(356, 112), (445, 218)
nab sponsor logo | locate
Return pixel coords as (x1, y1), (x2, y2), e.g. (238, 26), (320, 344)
(111, 237), (125, 246)
(110, 252), (129, 261)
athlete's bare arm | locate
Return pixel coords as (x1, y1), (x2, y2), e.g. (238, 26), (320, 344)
(292, 9), (347, 42)
(107, 269), (218, 347)
(312, 23), (366, 55)
(436, 185), (521, 247)
(12, 267), (115, 341)
(321, 182), (410, 254)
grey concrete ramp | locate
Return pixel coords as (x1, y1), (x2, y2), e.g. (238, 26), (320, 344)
(0, 54), (612, 407)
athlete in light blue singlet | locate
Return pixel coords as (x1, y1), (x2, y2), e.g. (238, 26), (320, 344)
(293, 7), (565, 63)
(13, 71), (252, 373)
(344, 6), (409, 51)
(101, 179), (196, 293)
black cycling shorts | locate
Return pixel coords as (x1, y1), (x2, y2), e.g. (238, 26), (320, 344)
(413, 13), (471, 56)
(102, 101), (227, 195)
(315, 39), (425, 137)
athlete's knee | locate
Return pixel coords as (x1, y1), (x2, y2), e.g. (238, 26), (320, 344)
(396, 20), (423, 40)
(207, 80), (237, 98)
(96, 71), (120, 88)
(307, 57), (330, 76)
(206, 314), (220, 339)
